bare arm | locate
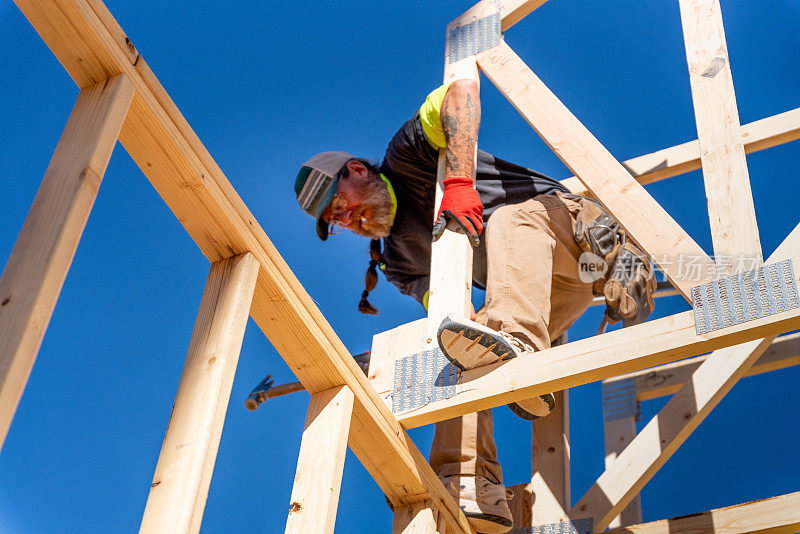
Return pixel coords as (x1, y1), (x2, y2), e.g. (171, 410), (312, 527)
(440, 79), (481, 179)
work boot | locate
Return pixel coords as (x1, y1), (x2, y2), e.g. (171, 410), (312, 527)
(437, 316), (534, 371)
(440, 475), (513, 533)
(507, 393), (556, 420)
(438, 316), (556, 421)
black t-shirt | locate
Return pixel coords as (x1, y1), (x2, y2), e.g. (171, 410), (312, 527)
(378, 111), (567, 306)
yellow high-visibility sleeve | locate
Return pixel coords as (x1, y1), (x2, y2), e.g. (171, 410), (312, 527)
(418, 83), (451, 150)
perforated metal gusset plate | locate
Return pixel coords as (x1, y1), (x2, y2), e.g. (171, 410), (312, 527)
(602, 377), (640, 422)
(691, 259), (800, 335)
(448, 12), (501, 63)
(392, 348), (458, 413)
(514, 518), (593, 534)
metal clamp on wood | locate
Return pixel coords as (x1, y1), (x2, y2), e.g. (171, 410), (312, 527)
(392, 348), (459, 413)
(602, 377), (640, 422)
(692, 259), (800, 335)
(514, 518), (593, 534)
(448, 11), (501, 63)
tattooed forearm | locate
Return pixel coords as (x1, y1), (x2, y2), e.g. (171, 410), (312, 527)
(442, 114), (461, 172)
(440, 79), (481, 178)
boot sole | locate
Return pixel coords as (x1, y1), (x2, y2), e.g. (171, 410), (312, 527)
(437, 317), (518, 371)
(464, 513), (513, 533)
(507, 393), (556, 420)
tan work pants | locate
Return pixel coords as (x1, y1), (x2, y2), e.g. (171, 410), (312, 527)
(430, 193), (595, 482)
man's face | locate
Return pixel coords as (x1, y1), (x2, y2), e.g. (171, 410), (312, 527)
(321, 160), (393, 239)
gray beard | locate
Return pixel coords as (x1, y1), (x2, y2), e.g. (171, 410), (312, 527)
(352, 174), (394, 239)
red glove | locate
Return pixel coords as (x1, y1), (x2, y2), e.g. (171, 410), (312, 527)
(432, 176), (483, 247)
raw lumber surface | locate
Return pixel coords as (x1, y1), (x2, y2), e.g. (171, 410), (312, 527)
(606, 331), (800, 401)
(141, 253), (259, 534)
(679, 0), (761, 264)
(12, 1), (473, 531)
(397, 287), (800, 428)
(570, 224), (800, 531)
(0, 73), (133, 450)
(285, 386), (355, 534)
(559, 108), (800, 195)
(605, 492), (800, 534)
(477, 42), (716, 300)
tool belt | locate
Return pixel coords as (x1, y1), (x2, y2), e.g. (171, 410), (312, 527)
(574, 200), (657, 329)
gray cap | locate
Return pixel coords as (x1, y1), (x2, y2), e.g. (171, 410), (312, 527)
(294, 151), (354, 240)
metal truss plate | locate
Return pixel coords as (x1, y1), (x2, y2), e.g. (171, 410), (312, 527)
(514, 518), (593, 534)
(603, 377), (639, 422)
(448, 11), (501, 63)
(692, 259), (800, 335)
(392, 348), (458, 413)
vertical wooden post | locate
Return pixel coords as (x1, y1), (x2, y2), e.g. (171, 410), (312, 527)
(393, 500), (441, 534)
(0, 74), (134, 451)
(140, 252), (259, 534)
(510, 340), (571, 530)
(285, 385), (355, 534)
(679, 0), (761, 266)
(507, 392), (571, 529)
(409, 14), (487, 534)
(424, 16), (482, 347)
(603, 416), (642, 527)
(530, 390), (570, 524)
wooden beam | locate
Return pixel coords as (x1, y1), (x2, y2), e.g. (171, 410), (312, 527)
(606, 331), (800, 402)
(368, 319), (428, 408)
(501, 0), (550, 31)
(605, 492), (800, 534)
(573, 337), (773, 532)
(530, 389), (570, 524)
(12, 2), (473, 531)
(426, 154), (474, 346)
(389, 19), (483, 534)
(367, 315), (799, 415)
(679, 0), (761, 265)
(560, 108), (800, 195)
(285, 385), (355, 534)
(425, 16), (482, 348)
(603, 417), (642, 528)
(571, 225), (800, 531)
(450, 0), (550, 32)
(140, 253), (259, 534)
(397, 231), (800, 429)
(477, 42), (715, 300)
(0, 74), (133, 451)
(592, 333), (800, 528)
(393, 500), (441, 534)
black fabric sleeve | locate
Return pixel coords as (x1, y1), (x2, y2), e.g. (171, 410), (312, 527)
(383, 268), (430, 309)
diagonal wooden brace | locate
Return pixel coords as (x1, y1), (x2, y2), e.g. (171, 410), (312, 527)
(477, 41), (716, 300)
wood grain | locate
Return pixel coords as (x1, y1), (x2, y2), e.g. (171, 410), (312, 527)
(140, 253), (259, 534)
(285, 386), (355, 534)
(12, 2), (473, 530)
(0, 74), (133, 450)
(477, 42), (716, 300)
(679, 0), (761, 266)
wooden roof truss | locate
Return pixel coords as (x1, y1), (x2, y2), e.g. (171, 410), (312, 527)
(1, 0), (798, 532)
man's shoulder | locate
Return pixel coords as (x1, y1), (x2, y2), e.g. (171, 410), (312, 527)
(381, 112), (439, 186)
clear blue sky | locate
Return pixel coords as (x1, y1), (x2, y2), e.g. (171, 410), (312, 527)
(1, 0), (799, 532)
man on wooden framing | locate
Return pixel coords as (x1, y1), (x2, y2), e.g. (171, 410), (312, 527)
(294, 79), (655, 533)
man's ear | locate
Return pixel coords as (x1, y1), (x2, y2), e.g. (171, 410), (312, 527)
(345, 159), (367, 178)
